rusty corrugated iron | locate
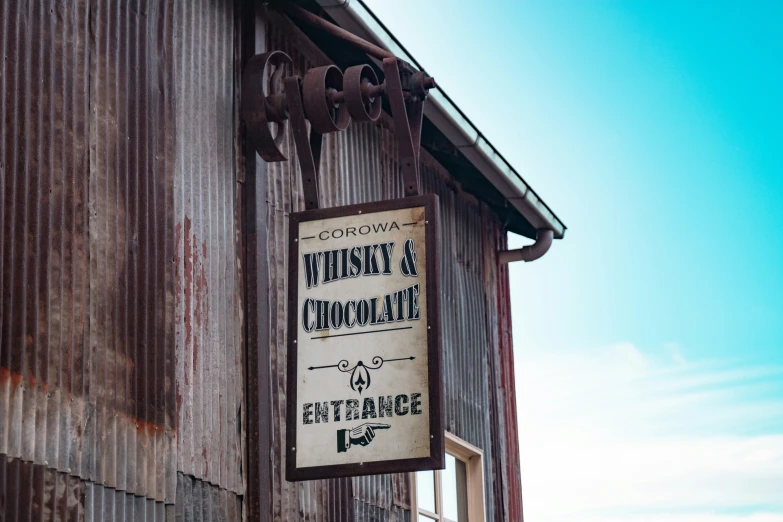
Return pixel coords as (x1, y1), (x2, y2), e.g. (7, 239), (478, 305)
(422, 165), (498, 522)
(175, 472), (242, 521)
(0, 0), (175, 503)
(494, 227), (525, 522)
(172, 0), (244, 496)
(0, 455), (169, 521)
(2, 1), (524, 520)
(485, 210), (511, 522)
(1, 0), (243, 518)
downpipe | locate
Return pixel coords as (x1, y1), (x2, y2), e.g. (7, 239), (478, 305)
(498, 229), (554, 264)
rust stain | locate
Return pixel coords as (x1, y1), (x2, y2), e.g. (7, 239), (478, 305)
(192, 238), (210, 371)
(132, 418), (167, 436)
(0, 366), (25, 389)
(0, 366), (166, 430)
(193, 336), (198, 374)
(175, 220), (185, 415)
(0, 365), (51, 393)
(183, 215), (194, 385)
(175, 222), (183, 309)
(176, 378), (184, 414)
(181, 216), (211, 377)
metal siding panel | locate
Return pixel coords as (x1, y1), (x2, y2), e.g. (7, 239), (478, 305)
(174, 473), (242, 522)
(483, 208), (507, 522)
(172, 0), (244, 496)
(1, 0), (175, 502)
(479, 213), (524, 522)
(0, 454), (170, 522)
(1, 0), (244, 511)
(421, 167), (496, 522)
(494, 227), (524, 522)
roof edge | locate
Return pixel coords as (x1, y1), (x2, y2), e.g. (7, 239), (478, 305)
(315, 0), (567, 239)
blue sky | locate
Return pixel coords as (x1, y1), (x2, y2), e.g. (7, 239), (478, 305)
(362, 1), (783, 520)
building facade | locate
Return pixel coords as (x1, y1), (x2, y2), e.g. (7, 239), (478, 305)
(0, 1), (565, 521)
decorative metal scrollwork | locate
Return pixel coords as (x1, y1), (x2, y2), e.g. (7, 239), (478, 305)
(308, 356), (416, 394)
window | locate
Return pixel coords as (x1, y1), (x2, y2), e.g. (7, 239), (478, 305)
(412, 433), (485, 522)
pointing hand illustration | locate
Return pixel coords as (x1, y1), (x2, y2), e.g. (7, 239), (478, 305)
(350, 423), (391, 446)
(337, 423), (391, 453)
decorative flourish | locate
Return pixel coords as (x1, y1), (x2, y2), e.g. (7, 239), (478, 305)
(308, 356), (415, 394)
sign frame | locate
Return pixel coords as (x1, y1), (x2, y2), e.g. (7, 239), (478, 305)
(285, 194), (444, 481)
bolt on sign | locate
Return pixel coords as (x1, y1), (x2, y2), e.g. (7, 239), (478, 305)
(286, 195), (444, 481)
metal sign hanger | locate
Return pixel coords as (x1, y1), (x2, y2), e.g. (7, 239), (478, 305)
(241, 5), (437, 209)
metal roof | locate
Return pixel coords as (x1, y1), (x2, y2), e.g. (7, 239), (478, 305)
(315, 0), (567, 239)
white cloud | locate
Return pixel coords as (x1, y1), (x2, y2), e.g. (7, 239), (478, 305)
(571, 513), (783, 522)
(515, 342), (783, 522)
(664, 342), (687, 365)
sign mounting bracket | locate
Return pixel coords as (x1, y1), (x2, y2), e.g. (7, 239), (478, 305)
(383, 57), (430, 198)
(284, 75), (323, 210)
(241, 6), (437, 203)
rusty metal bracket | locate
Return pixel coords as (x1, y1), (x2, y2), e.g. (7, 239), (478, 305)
(383, 57), (425, 197)
(284, 76), (322, 210)
(241, 8), (438, 201)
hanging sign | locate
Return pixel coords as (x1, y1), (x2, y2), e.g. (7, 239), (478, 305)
(286, 195), (444, 481)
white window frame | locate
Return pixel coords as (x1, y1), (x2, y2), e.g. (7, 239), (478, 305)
(410, 432), (486, 522)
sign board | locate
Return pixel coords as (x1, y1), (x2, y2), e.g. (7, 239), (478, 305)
(286, 195), (444, 481)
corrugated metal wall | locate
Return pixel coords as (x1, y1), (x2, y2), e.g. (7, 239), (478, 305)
(2, 1), (523, 520)
(176, 473), (243, 521)
(0, 0), (176, 504)
(494, 228), (525, 522)
(484, 217), (525, 522)
(172, 0), (244, 498)
(0, 454), (169, 522)
(422, 167), (497, 522)
(1, 0), (244, 519)
(257, 13), (514, 522)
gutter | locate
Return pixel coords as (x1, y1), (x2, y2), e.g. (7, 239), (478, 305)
(315, 0), (567, 240)
(498, 229), (554, 264)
